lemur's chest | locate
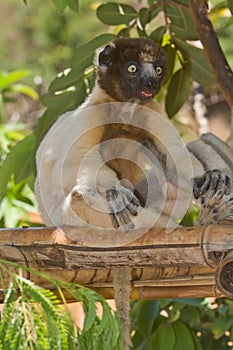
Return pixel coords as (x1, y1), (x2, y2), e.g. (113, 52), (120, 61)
(100, 123), (159, 183)
(100, 123), (150, 158)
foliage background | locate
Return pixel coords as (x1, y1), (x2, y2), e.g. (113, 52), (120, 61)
(0, 0), (233, 349)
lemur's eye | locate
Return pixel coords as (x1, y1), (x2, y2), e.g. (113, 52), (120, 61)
(127, 64), (137, 73)
(156, 66), (163, 75)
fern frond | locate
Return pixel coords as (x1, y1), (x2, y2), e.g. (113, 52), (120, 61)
(0, 261), (123, 350)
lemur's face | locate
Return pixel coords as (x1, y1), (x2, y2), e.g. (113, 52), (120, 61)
(97, 38), (167, 103)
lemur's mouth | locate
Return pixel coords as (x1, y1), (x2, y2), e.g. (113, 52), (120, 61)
(140, 89), (158, 101)
(141, 90), (153, 98)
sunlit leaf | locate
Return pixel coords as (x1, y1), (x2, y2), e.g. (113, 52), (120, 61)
(97, 2), (137, 25)
(8, 84), (38, 100)
(0, 70), (31, 89)
(174, 37), (216, 86)
(3, 202), (25, 228)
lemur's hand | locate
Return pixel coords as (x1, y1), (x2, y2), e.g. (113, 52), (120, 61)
(193, 169), (233, 225)
(106, 185), (141, 229)
(193, 169), (231, 200)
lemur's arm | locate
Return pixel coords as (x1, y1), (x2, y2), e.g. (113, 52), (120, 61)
(187, 133), (233, 225)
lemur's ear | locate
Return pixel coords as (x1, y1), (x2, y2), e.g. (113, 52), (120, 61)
(99, 43), (115, 67)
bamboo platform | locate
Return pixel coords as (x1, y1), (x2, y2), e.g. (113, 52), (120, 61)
(0, 222), (233, 301)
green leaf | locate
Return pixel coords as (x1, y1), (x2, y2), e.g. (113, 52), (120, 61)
(211, 316), (233, 339)
(8, 83), (38, 100)
(150, 26), (166, 45)
(137, 300), (160, 338)
(165, 66), (192, 117)
(173, 321), (195, 350)
(138, 8), (151, 29)
(151, 323), (176, 349)
(180, 306), (201, 328)
(164, 43), (176, 80)
(137, 25), (147, 38)
(48, 67), (91, 94)
(52, 0), (67, 11)
(70, 33), (116, 72)
(97, 3), (137, 25)
(0, 134), (35, 197)
(67, 0), (79, 12)
(41, 83), (85, 111)
(0, 70), (31, 89)
(166, 5), (197, 40)
(173, 37), (216, 86)
(3, 202), (25, 227)
(191, 330), (203, 350)
(37, 83), (86, 144)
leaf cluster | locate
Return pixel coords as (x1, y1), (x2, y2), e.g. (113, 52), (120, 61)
(2, 0), (232, 200)
(0, 123), (38, 228)
(0, 261), (123, 350)
(131, 298), (233, 349)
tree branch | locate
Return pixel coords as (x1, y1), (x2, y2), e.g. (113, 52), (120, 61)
(189, 0), (233, 107)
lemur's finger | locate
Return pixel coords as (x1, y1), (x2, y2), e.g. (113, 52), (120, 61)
(193, 171), (211, 199)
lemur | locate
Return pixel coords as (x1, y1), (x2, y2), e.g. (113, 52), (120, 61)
(35, 37), (233, 350)
(35, 37), (233, 230)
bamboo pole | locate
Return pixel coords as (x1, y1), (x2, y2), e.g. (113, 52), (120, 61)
(0, 223), (233, 301)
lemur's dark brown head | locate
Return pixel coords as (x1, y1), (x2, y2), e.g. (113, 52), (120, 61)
(97, 38), (167, 103)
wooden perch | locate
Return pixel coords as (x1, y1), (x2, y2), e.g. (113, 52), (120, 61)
(1, 223), (233, 302)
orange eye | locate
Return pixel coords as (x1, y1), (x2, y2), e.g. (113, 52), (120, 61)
(156, 66), (163, 75)
(127, 64), (137, 73)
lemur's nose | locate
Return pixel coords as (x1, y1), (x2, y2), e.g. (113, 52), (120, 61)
(141, 76), (157, 90)
(140, 62), (158, 91)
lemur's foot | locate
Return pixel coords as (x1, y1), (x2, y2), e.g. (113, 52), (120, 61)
(193, 170), (233, 225)
(106, 185), (140, 229)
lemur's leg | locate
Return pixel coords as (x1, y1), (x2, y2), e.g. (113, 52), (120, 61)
(193, 169), (233, 225)
(69, 154), (141, 230)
